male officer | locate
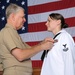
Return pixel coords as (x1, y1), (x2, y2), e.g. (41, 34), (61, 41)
(0, 4), (54, 75)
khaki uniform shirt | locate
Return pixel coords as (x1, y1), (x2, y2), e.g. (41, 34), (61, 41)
(0, 24), (32, 72)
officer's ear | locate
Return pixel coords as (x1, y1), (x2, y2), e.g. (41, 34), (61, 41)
(9, 13), (15, 21)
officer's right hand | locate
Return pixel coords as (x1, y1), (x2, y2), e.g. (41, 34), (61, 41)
(40, 41), (54, 50)
(44, 37), (58, 43)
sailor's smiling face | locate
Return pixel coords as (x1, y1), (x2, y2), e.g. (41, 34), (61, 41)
(45, 16), (59, 32)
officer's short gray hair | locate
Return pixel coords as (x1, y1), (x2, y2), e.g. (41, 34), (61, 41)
(6, 3), (24, 19)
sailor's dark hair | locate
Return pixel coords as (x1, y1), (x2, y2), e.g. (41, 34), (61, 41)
(49, 13), (68, 28)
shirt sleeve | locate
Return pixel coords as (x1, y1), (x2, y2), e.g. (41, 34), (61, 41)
(59, 33), (75, 75)
(24, 43), (31, 48)
(59, 33), (74, 54)
(3, 28), (21, 52)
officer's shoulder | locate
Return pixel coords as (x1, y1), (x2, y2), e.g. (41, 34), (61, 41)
(1, 27), (12, 33)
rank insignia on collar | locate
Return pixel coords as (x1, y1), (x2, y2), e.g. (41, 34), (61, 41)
(63, 44), (68, 52)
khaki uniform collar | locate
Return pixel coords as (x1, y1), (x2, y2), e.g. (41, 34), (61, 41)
(5, 23), (16, 30)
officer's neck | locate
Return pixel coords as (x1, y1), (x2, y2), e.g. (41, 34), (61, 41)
(7, 19), (16, 30)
